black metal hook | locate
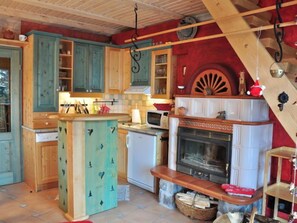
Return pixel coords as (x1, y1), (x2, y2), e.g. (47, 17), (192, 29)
(129, 3), (141, 74)
(273, 0), (284, 63)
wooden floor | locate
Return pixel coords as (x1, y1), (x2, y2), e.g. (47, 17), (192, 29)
(151, 165), (263, 206)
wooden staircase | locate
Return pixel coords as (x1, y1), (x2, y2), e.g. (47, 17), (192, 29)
(202, 0), (297, 142)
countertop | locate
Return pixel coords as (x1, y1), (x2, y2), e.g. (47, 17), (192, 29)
(118, 122), (169, 136)
(50, 113), (131, 122)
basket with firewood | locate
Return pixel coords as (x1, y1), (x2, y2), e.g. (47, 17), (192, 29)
(175, 191), (218, 221)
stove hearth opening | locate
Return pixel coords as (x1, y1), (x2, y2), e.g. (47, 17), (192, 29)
(176, 127), (232, 184)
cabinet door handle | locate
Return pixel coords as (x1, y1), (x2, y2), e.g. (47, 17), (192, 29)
(126, 135), (129, 149)
(89, 89), (92, 92)
(86, 90), (89, 92)
(45, 122), (49, 126)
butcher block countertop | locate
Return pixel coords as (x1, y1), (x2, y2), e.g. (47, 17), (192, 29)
(50, 113), (130, 122)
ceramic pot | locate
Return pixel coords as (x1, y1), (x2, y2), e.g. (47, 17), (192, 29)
(177, 106), (187, 116)
(2, 29), (15, 39)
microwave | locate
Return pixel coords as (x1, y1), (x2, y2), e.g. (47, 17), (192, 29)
(146, 110), (169, 129)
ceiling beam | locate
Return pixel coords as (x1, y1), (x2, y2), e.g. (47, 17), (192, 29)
(12, 0), (135, 28)
(0, 6), (117, 35)
(131, 0), (183, 20)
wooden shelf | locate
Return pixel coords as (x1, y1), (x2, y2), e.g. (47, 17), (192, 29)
(0, 38), (28, 47)
(262, 146), (296, 221)
(266, 182), (297, 203)
(266, 146), (296, 159)
(151, 165), (263, 206)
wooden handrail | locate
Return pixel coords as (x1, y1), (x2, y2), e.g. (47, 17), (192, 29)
(133, 21), (296, 52)
(124, 0), (297, 43)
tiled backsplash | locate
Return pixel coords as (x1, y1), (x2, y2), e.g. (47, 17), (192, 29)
(59, 92), (173, 124)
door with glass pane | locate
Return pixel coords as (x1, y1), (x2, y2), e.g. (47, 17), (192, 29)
(0, 47), (22, 185)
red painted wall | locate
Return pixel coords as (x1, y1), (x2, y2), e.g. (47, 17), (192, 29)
(112, 0), (297, 182)
(21, 21), (110, 43)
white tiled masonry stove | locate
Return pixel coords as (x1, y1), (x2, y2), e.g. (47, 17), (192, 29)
(168, 96), (273, 190)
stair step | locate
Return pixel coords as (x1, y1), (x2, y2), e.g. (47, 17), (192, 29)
(261, 37), (297, 61)
(232, 0), (272, 21)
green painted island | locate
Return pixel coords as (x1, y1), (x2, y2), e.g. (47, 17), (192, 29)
(55, 113), (130, 221)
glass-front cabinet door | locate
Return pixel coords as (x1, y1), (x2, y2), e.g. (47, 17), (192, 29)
(151, 48), (176, 99)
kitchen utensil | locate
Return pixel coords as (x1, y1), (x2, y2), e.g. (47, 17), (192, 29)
(83, 100), (89, 114)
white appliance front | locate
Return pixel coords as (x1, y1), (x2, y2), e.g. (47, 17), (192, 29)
(127, 131), (157, 193)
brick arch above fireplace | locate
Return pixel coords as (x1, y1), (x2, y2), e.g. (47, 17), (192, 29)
(186, 64), (239, 96)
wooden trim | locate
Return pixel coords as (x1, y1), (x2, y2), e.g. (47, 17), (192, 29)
(124, 0), (297, 43)
(151, 165), (263, 206)
(134, 21), (296, 52)
(179, 118), (233, 133)
(0, 38), (28, 47)
(174, 94), (264, 99)
(171, 115), (274, 127)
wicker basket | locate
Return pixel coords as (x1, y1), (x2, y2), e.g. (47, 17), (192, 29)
(175, 193), (217, 221)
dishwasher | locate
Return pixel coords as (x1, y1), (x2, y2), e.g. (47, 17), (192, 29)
(126, 130), (168, 193)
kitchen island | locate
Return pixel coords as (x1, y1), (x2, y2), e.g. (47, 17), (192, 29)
(54, 113), (130, 221)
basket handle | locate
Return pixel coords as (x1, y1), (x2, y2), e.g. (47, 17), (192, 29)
(191, 193), (199, 208)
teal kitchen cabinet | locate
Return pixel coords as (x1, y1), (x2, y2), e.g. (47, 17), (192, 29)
(130, 40), (152, 86)
(32, 33), (60, 112)
(57, 117), (118, 221)
(73, 42), (104, 93)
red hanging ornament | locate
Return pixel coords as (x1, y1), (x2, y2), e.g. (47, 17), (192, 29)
(247, 78), (265, 97)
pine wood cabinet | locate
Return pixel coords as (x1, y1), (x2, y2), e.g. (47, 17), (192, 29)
(151, 48), (176, 99)
(117, 128), (128, 179)
(23, 31), (61, 129)
(262, 147), (296, 222)
(23, 129), (58, 192)
(73, 42), (104, 94)
(105, 47), (123, 94)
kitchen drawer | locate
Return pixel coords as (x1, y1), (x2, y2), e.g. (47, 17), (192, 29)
(33, 119), (58, 129)
(33, 112), (58, 119)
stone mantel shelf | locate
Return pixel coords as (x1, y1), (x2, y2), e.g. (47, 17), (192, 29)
(151, 165), (263, 206)
(174, 94), (265, 99)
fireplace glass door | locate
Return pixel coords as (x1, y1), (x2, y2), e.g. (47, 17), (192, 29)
(177, 127), (232, 184)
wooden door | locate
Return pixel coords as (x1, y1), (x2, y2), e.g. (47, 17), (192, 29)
(88, 45), (104, 93)
(0, 47), (22, 186)
(73, 42), (88, 92)
(36, 141), (58, 187)
(34, 35), (59, 112)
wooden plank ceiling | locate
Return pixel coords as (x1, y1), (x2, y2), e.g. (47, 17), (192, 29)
(0, 0), (209, 36)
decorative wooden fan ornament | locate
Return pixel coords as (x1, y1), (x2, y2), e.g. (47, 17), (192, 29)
(187, 64), (238, 96)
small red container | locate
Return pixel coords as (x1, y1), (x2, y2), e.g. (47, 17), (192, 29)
(153, 103), (172, 111)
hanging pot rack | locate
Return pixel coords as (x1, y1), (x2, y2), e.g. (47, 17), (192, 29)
(125, 0), (297, 44)
(133, 20), (296, 52)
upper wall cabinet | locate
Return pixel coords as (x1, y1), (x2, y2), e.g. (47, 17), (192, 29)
(34, 35), (60, 112)
(151, 48), (176, 99)
(23, 31), (61, 129)
(105, 47), (123, 94)
(130, 40), (152, 86)
(73, 42), (104, 94)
